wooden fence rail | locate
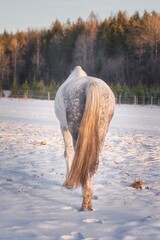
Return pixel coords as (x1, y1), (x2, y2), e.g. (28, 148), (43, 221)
(115, 95), (160, 106)
(1, 90), (160, 106)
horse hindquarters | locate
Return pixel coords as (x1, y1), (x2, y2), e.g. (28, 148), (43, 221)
(55, 67), (115, 211)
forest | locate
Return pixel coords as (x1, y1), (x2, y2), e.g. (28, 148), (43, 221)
(0, 11), (160, 98)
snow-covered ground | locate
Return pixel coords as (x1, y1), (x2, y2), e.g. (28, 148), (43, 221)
(0, 98), (160, 240)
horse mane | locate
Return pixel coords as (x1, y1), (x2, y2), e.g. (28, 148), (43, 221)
(65, 81), (102, 188)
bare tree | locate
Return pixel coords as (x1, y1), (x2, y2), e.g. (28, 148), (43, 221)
(32, 31), (46, 81)
(9, 37), (23, 86)
(140, 12), (160, 84)
(34, 32), (41, 78)
(73, 13), (98, 74)
(141, 12), (160, 64)
(73, 33), (87, 68)
(0, 42), (9, 90)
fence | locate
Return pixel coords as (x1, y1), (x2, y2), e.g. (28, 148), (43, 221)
(1, 90), (160, 106)
(1, 90), (56, 100)
(115, 95), (160, 106)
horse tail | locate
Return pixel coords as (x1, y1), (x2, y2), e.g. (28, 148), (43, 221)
(65, 81), (102, 188)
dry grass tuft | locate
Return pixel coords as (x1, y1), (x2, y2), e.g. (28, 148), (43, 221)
(130, 179), (143, 190)
(38, 141), (47, 145)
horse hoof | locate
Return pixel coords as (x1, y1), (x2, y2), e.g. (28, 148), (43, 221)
(79, 207), (88, 212)
(63, 182), (72, 189)
(88, 207), (93, 211)
(80, 206), (93, 212)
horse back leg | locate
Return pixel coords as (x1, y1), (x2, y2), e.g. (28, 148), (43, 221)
(61, 125), (73, 180)
(81, 176), (93, 211)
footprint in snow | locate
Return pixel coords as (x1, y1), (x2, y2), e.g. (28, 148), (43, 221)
(60, 235), (73, 240)
(61, 206), (72, 210)
(82, 218), (109, 224)
(82, 218), (101, 223)
(60, 231), (84, 240)
(61, 206), (79, 212)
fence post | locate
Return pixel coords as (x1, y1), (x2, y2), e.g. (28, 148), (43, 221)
(134, 96), (137, 105)
(23, 91), (28, 99)
(142, 96), (145, 106)
(151, 96), (153, 106)
(119, 95), (121, 105)
(48, 92), (50, 100)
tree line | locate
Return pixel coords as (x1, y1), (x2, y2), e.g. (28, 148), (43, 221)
(0, 11), (160, 97)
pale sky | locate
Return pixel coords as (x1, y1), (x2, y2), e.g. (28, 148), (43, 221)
(0, 0), (160, 33)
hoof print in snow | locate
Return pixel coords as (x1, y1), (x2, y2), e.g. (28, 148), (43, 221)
(6, 178), (13, 182)
(61, 206), (72, 210)
(82, 218), (101, 223)
(60, 231), (84, 240)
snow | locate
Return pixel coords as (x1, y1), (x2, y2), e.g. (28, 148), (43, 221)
(0, 98), (160, 240)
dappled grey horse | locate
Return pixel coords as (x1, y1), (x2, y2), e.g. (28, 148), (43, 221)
(54, 66), (115, 211)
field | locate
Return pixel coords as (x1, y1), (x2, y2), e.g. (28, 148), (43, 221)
(0, 98), (160, 240)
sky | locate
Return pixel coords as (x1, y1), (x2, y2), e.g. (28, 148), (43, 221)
(0, 0), (160, 33)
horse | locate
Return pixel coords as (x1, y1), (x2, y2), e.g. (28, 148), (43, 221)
(54, 66), (115, 211)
